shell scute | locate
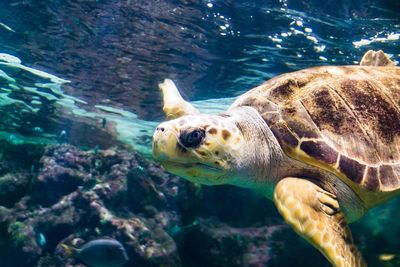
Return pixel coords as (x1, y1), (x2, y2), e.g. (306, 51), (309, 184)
(363, 167), (379, 191)
(300, 141), (338, 165)
(269, 79), (297, 102)
(230, 65), (400, 201)
(338, 155), (366, 184)
(302, 87), (356, 135)
(379, 165), (399, 189)
(336, 79), (400, 145)
(269, 122), (299, 149)
(301, 85), (379, 163)
(285, 118), (320, 139)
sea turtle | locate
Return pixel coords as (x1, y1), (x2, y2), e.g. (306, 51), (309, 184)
(152, 50), (400, 267)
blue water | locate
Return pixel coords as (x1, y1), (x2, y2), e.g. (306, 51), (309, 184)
(0, 0), (399, 120)
(0, 1), (399, 267)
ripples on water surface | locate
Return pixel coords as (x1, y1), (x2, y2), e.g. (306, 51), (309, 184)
(0, 0), (399, 120)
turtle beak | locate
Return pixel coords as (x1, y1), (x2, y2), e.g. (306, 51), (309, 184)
(153, 121), (185, 162)
(153, 122), (173, 161)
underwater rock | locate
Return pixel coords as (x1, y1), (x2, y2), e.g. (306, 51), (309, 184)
(0, 172), (31, 208)
(178, 216), (330, 267)
(33, 145), (96, 206)
(0, 143), (398, 267)
(0, 142), (42, 208)
(0, 144), (187, 267)
(180, 218), (286, 267)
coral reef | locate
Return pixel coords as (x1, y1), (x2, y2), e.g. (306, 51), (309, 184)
(0, 144), (186, 266)
(0, 143), (399, 267)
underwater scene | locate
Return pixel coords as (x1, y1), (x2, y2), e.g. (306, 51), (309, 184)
(0, 0), (399, 266)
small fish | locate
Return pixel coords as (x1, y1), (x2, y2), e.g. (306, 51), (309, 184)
(62, 238), (129, 267)
(168, 220), (199, 237)
(36, 232), (46, 247)
(379, 253), (397, 262)
(0, 22), (16, 33)
(33, 126), (44, 134)
(58, 130), (67, 143)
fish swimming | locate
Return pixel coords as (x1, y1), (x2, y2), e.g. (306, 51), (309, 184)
(62, 238), (129, 267)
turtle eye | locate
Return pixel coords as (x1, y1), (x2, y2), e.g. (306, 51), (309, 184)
(179, 129), (205, 148)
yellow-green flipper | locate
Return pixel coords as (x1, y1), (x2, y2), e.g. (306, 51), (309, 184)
(159, 79), (199, 120)
(274, 177), (366, 267)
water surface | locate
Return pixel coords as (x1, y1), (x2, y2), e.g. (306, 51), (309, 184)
(0, 0), (399, 120)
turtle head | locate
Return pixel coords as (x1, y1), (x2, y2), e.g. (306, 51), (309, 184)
(152, 113), (246, 185)
(153, 79), (275, 188)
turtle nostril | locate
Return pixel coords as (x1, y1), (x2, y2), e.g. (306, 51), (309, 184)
(156, 127), (165, 132)
(179, 129), (205, 148)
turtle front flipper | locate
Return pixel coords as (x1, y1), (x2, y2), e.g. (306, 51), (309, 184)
(274, 177), (366, 267)
(159, 79), (200, 120)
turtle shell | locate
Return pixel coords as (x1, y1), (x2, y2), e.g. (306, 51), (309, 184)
(230, 65), (400, 206)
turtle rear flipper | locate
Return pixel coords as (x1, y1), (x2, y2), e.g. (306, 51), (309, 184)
(159, 79), (200, 120)
(274, 177), (367, 267)
(360, 50), (395, 66)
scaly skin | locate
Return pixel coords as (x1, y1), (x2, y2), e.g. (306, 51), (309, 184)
(274, 178), (367, 267)
(159, 79), (200, 119)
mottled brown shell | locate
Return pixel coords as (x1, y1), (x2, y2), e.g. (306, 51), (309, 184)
(230, 65), (400, 205)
